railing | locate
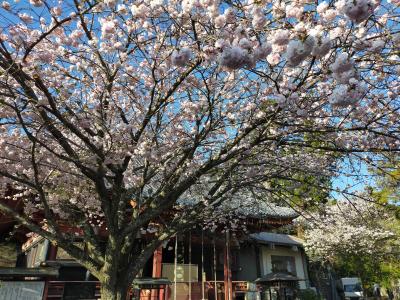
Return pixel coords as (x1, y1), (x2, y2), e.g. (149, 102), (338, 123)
(45, 281), (101, 299)
(45, 280), (255, 300)
(139, 281), (257, 300)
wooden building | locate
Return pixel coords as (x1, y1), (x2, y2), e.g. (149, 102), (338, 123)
(0, 193), (307, 300)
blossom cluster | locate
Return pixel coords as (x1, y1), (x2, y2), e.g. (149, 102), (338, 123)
(302, 198), (396, 262)
(0, 0), (398, 230)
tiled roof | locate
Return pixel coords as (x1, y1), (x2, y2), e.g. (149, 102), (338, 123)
(235, 202), (299, 219)
(250, 232), (304, 246)
(218, 196), (299, 219)
(178, 194), (299, 220)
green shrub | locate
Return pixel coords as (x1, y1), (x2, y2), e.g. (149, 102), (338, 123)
(298, 288), (321, 300)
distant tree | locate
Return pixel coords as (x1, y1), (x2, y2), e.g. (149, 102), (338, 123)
(0, 242), (18, 267)
(369, 154), (400, 206)
(303, 198), (400, 288)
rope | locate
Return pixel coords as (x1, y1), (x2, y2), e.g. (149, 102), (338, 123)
(174, 235), (178, 300)
(201, 229), (205, 300)
(189, 230), (192, 300)
(226, 230), (231, 300)
(213, 238), (218, 300)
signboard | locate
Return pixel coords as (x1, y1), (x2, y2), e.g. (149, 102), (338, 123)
(0, 281), (44, 300)
(162, 263), (198, 282)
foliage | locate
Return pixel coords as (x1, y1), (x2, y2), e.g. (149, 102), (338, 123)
(0, 242), (17, 267)
(298, 289), (322, 300)
(360, 154), (400, 287)
(269, 173), (331, 211)
(369, 154), (400, 205)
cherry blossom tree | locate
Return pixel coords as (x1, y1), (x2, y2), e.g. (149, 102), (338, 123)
(303, 199), (396, 261)
(0, 0), (400, 298)
(302, 198), (400, 287)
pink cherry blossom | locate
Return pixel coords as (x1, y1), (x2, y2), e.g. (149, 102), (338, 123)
(29, 0), (43, 7)
(171, 48), (192, 66)
(0, 1), (398, 297)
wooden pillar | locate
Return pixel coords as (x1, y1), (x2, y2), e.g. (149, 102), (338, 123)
(165, 285), (169, 300)
(224, 231), (233, 300)
(43, 243), (58, 300)
(152, 247), (163, 300)
(254, 244), (262, 278)
(48, 244), (57, 260)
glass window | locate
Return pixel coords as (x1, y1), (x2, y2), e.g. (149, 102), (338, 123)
(26, 248), (34, 268)
(27, 246), (38, 268)
(271, 255), (296, 275)
(24, 239), (50, 267)
(33, 240), (49, 266)
(344, 284), (362, 292)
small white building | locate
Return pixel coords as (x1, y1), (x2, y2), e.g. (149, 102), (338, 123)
(250, 232), (310, 290)
(235, 232), (310, 294)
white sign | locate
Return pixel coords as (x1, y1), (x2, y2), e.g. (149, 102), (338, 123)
(162, 263), (198, 282)
(0, 281), (45, 300)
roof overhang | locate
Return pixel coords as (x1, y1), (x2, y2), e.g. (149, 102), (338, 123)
(255, 272), (300, 283)
(0, 267), (59, 278)
(250, 232), (304, 248)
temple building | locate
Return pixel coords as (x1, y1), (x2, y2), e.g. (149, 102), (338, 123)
(0, 194), (310, 300)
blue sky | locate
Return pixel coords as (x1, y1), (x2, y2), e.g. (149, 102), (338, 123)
(331, 157), (375, 199)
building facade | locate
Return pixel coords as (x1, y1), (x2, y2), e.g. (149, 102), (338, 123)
(0, 194), (310, 300)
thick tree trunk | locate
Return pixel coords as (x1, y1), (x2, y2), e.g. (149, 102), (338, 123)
(100, 278), (130, 300)
(99, 259), (132, 300)
(95, 231), (159, 300)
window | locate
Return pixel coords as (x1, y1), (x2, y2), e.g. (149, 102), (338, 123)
(344, 284), (362, 292)
(25, 239), (49, 267)
(26, 246), (36, 268)
(271, 255), (296, 275)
